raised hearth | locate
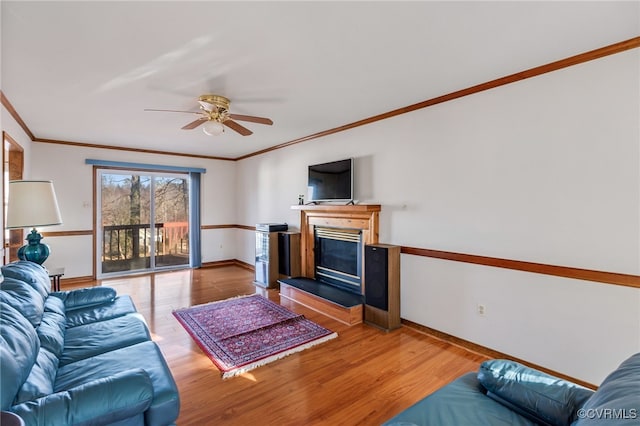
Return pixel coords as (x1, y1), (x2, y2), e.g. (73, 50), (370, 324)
(279, 277), (364, 326)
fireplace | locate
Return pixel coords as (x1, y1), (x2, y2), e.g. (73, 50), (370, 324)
(314, 227), (362, 294)
(279, 204), (381, 325)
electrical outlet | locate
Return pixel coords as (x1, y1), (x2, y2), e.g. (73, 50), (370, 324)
(477, 303), (486, 316)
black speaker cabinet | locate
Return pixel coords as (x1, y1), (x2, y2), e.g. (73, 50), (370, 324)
(364, 244), (401, 331)
(278, 232), (301, 278)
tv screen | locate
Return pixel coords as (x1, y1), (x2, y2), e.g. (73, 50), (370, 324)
(308, 158), (354, 202)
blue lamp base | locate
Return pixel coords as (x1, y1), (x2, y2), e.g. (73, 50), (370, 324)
(17, 228), (51, 265)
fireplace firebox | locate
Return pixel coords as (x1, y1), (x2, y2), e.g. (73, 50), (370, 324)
(314, 227), (362, 294)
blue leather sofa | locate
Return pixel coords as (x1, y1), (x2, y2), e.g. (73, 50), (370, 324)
(0, 261), (180, 426)
(384, 353), (640, 426)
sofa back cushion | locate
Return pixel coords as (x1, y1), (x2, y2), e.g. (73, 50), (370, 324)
(54, 287), (117, 310)
(63, 292), (136, 328)
(0, 278), (45, 327)
(14, 348), (59, 405)
(572, 353), (640, 425)
(0, 302), (39, 410)
(1, 261), (50, 298)
(37, 309), (66, 358)
(44, 295), (66, 316)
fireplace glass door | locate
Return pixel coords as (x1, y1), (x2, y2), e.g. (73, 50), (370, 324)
(314, 227), (362, 294)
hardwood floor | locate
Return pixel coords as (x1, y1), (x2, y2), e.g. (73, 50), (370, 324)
(72, 266), (488, 425)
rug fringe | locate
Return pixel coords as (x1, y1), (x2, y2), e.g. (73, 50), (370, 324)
(221, 332), (339, 379)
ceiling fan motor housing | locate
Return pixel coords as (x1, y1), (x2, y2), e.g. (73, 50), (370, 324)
(199, 95), (230, 121)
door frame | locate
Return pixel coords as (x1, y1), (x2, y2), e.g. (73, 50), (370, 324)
(2, 131), (24, 265)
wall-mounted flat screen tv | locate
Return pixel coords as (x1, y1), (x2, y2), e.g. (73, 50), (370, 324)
(308, 158), (354, 202)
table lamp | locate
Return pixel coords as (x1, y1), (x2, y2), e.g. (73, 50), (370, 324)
(6, 180), (63, 265)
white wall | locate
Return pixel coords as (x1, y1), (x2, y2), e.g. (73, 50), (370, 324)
(30, 144), (237, 278)
(235, 50), (640, 385)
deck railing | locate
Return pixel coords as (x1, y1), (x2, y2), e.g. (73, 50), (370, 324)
(102, 222), (189, 261)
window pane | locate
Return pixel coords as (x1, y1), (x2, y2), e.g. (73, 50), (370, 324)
(153, 176), (190, 268)
(100, 173), (152, 273)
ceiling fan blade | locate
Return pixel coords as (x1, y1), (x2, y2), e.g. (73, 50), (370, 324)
(182, 118), (207, 130)
(145, 108), (201, 114)
(197, 100), (215, 112)
(224, 119), (253, 136)
(228, 114), (273, 125)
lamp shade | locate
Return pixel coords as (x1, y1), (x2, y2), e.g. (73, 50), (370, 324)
(6, 180), (63, 229)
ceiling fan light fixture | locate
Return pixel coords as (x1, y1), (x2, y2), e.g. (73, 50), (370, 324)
(202, 120), (224, 136)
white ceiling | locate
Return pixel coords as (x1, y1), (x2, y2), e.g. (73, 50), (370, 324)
(2, 1), (638, 159)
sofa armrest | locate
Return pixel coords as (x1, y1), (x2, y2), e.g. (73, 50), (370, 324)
(10, 368), (153, 426)
(52, 287), (117, 310)
(478, 359), (594, 426)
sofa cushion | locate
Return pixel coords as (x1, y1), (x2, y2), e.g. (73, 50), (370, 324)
(478, 359), (594, 426)
(60, 313), (151, 366)
(383, 372), (538, 426)
(0, 303), (40, 410)
(14, 348), (59, 405)
(0, 277), (46, 327)
(572, 353), (640, 425)
(1, 261), (50, 298)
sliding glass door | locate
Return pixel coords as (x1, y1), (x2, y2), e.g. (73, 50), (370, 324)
(97, 170), (190, 277)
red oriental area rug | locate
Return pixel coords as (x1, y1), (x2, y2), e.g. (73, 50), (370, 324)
(173, 294), (337, 379)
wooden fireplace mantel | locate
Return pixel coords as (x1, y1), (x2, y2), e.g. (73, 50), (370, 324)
(291, 204), (381, 213)
(291, 204), (381, 278)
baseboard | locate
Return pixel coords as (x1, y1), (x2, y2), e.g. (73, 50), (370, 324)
(61, 261), (253, 286)
(233, 259), (255, 271)
(401, 319), (598, 390)
(201, 259), (255, 271)
(60, 276), (94, 286)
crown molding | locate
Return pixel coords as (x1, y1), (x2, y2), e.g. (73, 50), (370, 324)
(34, 138), (235, 161)
(1, 91), (35, 141)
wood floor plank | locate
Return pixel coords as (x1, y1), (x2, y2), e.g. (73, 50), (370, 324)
(71, 266), (488, 425)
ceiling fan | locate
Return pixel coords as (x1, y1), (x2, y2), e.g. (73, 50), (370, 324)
(145, 94), (273, 136)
